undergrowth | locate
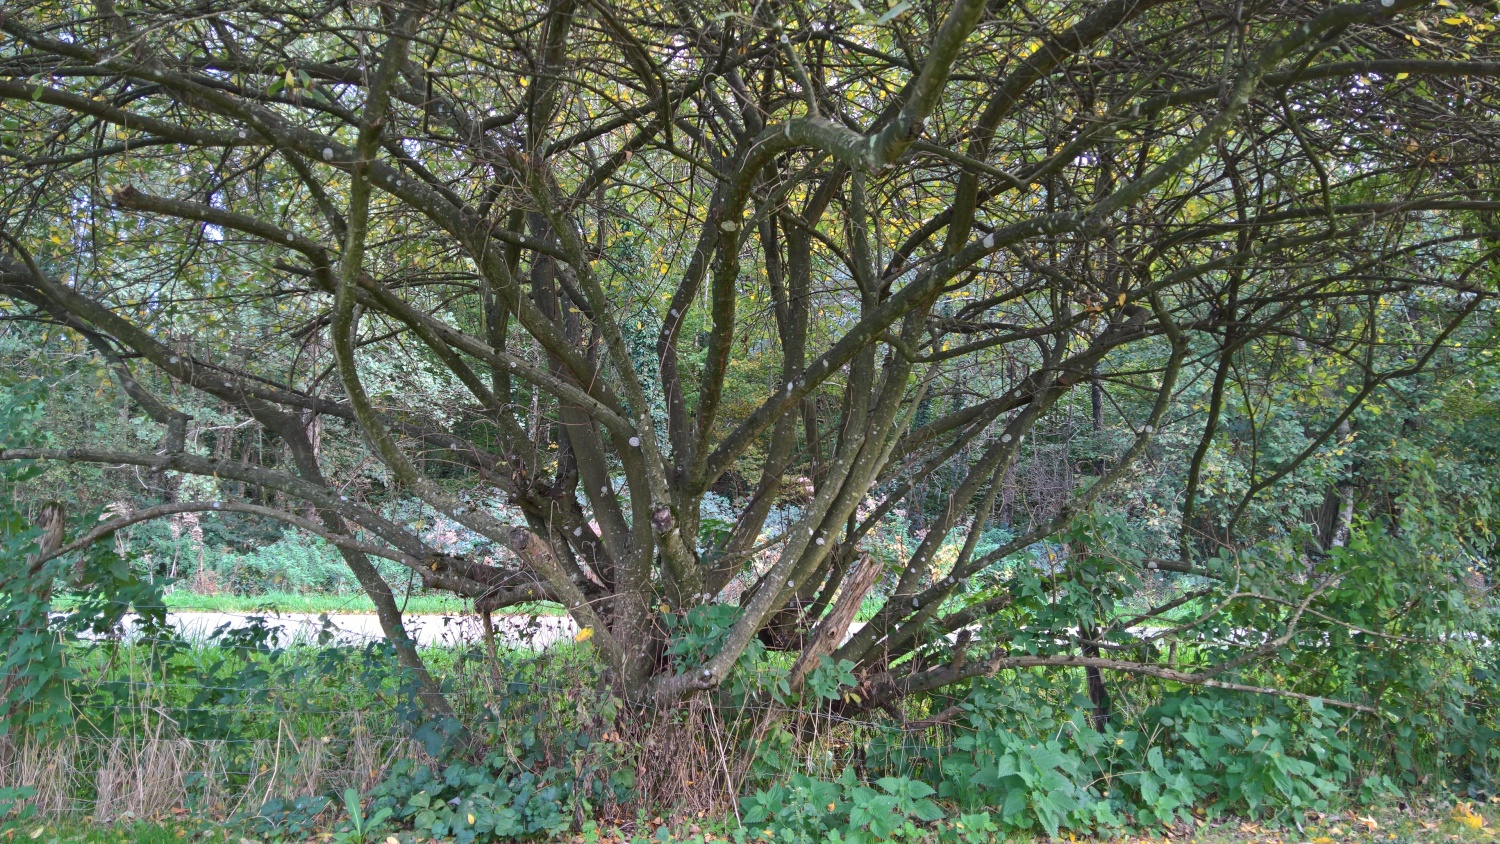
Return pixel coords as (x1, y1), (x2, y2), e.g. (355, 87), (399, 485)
(1, 610), (1494, 843)
(3, 514), (1496, 843)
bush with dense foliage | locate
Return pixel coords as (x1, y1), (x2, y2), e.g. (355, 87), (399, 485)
(2, 0), (1499, 834)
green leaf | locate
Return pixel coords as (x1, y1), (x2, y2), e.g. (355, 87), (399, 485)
(875, 0), (911, 23)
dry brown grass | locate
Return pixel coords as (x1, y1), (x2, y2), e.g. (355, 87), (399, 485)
(0, 712), (425, 822)
(623, 696), (741, 819)
(0, 735), (79, 817)
(607, 695), (889, 826)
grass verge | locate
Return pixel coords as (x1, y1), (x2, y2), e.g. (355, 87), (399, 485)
(2, 796), (1496, 843)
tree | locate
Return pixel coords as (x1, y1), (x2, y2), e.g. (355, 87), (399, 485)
(1, 0), (1497, 716)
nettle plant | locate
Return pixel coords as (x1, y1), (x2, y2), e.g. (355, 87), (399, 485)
(1, 0), (1497, 721)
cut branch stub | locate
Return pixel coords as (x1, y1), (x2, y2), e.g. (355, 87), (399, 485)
(508, 525), (541, 555)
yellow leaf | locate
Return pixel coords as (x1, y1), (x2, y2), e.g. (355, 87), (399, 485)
(574, 627), (594, 643)
(1396, 72), (1410, 79)
(467, 813), (477, 825)
(1117, 292), (1128, 307)
(1454, 802), (1487, 830)
(1312, 837), (1335, 844)
(1443, 15), (1467, 25)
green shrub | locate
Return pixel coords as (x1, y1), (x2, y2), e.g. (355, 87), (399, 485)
(887, 680), (1363, 836)
(241, 794), (331, 841)
(933, 703), (1119, 836)
(738, 769), (946, 844)
(209, 529), (359, 594)
(1130, 692), (1352, 819)
(368, 757), (575, 844)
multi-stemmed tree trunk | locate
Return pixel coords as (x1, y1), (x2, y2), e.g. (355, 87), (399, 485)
(2, 0), (1497, 715)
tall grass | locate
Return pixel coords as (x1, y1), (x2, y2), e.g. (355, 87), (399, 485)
(0, 719), (424, 822)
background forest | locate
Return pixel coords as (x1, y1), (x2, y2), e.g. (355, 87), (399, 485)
(1, 0), (1499, 839)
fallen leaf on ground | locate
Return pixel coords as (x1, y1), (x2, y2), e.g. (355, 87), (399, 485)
(1454, 802), (1487, 830)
